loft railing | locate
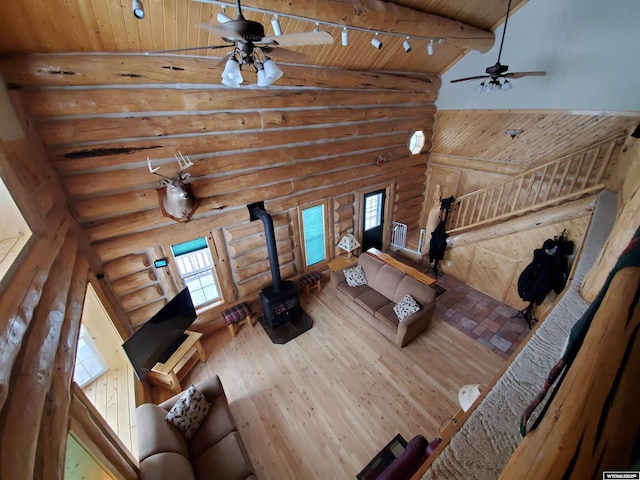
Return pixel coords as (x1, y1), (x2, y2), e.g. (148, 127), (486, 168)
(446, 134), (626, 234)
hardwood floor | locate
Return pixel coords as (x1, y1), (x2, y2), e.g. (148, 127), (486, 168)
(177, 285), (505, 480)
(82, 364), (138, 458)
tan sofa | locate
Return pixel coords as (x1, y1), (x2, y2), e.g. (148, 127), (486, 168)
(136, 375), (254, 480)
(333, 253), (436, 347)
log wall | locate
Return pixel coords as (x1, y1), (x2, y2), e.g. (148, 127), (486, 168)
(0, 53), (437, 334)
(0, 81), (136, 479)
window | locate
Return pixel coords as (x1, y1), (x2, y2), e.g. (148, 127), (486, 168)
(408, 130), (426, 155)
(364, 193), (383, 231)
(171, 237), (221, 308)
(0, 176), (32, 285)
(301, 203), (327, 267)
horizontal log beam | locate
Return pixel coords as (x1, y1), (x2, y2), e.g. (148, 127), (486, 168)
(39, 106), (435, 147)
(21, 88), (437, 117)
(431, 152), (529, 176)
(0, 54), (441, 90)
(102, 253), (150, 281)
(245, 0), (494, 52)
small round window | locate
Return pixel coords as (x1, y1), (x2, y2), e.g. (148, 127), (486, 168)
(408, 130), (426, 155)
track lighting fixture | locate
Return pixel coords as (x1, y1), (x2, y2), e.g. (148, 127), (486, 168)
(313, 22), (320, 33)
(132, 0), (144, 19)
(371, 33), (382, 49)
(271, 14), (282, 36)
(403, 37), (411, 53)
(217, 6), (232, 24)
(427, 40), (434, 56)
(341, 27), (348, 47)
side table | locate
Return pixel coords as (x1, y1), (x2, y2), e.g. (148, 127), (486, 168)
(328, 255), (358, 273)
(147, 330), (207, 393)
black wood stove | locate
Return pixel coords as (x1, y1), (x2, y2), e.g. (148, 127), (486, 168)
(248, 202), (301, 329)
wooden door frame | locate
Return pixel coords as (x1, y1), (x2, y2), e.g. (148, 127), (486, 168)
(355, 182), (395, 253)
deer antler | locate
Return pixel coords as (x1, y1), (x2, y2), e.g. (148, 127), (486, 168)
(175, 151), (194, 172)
(147, 157), (171, 180)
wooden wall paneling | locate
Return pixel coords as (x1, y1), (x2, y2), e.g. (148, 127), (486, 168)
(34, 253), (90, 480)
(127, 299), (166, 328)
(0, 207), (71, 411)
(288, 207), (304, 274)
(119, 284), (163, 312)
(147, 246), (178, 300)
(0, 54), (441, 91)
(38, 106), (435, 147)
(69, 385), (138, 480)
(211, 229), (238, 303)
(22, 88), (437, 118)
(93, 207), (249, 263)
(110, 269), (157, 296)
(226, 224), (291, 257)
(0, 230), (78, 479)
(467, 246), (519, 302)
(237, 263), (297, 298)
(102, 253), (150, 281)
(433, 111), (637, 168)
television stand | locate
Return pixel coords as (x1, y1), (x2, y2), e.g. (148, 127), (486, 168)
(148, 330), (207, 394)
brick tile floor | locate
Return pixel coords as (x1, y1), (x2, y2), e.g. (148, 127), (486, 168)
(434, 274), (530, 359)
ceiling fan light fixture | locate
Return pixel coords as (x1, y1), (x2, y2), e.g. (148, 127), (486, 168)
(371, 33), (382, 49)
(475, 81), (486, 93)
(502, 79), (513, 91)
(257, 67), (269, 87)
(484, 81), (495, 92)
(403, 37), (411, 53)
(222, 58), (243, 87)
(262, 57), (283, 84)
(132, 0), (144, 19)
(271, 15), (282, 36)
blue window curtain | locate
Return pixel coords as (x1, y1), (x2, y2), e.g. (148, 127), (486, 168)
(302, 205), (326, 267)
(171, 237), (207, 256)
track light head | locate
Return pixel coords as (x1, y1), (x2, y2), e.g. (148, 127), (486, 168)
(271, 14), (282, 36)
(341, 27), (348, 46)
(427, 40), (434, 56)
(132, 0), (144, 19)
(371, 33), (382, 49)
(403, 37), (411, 53)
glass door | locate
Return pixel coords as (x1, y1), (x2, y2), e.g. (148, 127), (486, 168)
(362, 189), (386, 252)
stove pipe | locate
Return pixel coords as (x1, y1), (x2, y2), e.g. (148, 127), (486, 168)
(248, 203), (282, 292)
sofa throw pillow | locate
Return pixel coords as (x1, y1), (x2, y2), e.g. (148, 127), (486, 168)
(344, 265), (367, 287)
(165, 385), (211, 439)
(393, 294), (420, 321)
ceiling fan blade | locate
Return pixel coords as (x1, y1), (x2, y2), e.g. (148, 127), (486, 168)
(260, 31), (333, 47)
(147, 44), (232, 54)
(504, 71), (547, 79)
(199, 23), (245, 42)
(450, 75), (490, 83)
(262, 47), (307, 62)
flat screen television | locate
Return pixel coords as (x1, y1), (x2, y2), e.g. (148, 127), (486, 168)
(122, 287), (197, 381)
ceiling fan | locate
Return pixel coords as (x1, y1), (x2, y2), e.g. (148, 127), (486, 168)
(450, 0), (546, 91)
(150, 0), (333, 86)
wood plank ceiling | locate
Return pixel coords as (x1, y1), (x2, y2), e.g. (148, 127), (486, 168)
(0, 0), (512, 74)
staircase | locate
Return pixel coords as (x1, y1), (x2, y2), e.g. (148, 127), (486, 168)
(446, 134), (626, 235)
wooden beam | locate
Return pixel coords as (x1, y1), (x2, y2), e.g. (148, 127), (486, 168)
(447, 195), (597, 248)
(0, 231), (78, 480)
(499, 266), (640, 479)
(39, 106), (435, 147)
(431, 152), (529, 176)
(0, 207), (71, 411)
(245, 0), (494, 52)
(0, 54), (441, 90)
(20, 88), (437, 117)
(34, 253), (89, 480)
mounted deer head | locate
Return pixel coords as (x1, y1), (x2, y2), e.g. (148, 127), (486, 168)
(148, 152), (197, 222)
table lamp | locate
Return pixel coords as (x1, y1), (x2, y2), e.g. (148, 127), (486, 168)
(458, 384), (484, 412)
(337, 233), (360, 260)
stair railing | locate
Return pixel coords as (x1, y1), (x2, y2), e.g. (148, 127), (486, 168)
(446, 134), (626, 234)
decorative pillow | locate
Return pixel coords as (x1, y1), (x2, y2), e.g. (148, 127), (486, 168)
(344, 265), (367, 287)
(165, 385), (211, 439)
(393, 294), (420, 321)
